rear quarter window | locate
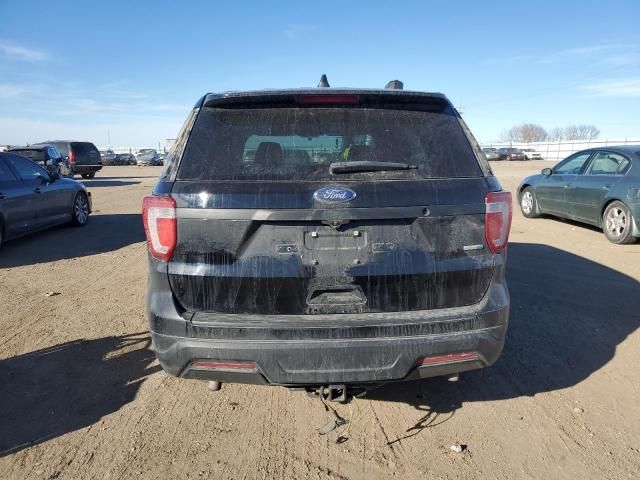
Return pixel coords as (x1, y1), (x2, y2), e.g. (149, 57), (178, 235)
(177, 106), (482, 181)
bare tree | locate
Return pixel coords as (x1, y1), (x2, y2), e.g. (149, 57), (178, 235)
(576, 124), (600, 140)
(563, 124), (600, 140)
(563, 125), (580, 141)
(500, 123), (547, 143)
(500, 126), (521, 142)
(519, 123), (548, 142)
(501, 123), (600, 143)
(547, 127), (564, 142)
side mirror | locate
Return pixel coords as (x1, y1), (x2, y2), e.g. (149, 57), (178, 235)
(49, 172), (60, 181)
(542, 168), (552, 176)
(35, 173), (49, 184)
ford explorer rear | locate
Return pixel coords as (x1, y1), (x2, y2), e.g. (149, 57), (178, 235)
(143, 83), (512, 398)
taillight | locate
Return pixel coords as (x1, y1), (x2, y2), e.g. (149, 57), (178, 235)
(485, 191), (512, 253)
(142, 195), (176, 261)
(68, 150), (76, 164)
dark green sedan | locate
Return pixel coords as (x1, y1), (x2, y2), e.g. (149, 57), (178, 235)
(518, 146), (640, 244)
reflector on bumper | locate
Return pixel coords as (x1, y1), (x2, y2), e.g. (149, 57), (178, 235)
(416, 352), (479, 366)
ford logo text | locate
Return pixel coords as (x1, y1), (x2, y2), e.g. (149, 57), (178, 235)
(313, 187), (357, 204)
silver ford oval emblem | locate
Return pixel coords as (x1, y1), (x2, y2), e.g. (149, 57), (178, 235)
(313, 187), (357, 204)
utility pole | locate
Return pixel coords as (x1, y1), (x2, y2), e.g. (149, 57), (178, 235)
(107, 129), (111, 147)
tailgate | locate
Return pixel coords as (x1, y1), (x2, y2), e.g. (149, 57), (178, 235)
(168, 179), (493, 315)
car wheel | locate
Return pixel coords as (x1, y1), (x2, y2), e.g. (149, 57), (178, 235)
(71, 192), (90, 226)
(603, 201), (636, 244)
(520, 187), (540, 218)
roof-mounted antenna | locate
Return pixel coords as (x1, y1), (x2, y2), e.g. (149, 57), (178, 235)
(385, 80), (404, 90)
(318, 74), (330, 88)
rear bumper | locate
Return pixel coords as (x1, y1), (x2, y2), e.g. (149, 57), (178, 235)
(151, 322), (506, 386)
(147, 256), (509, 386)
(73, 164), (103, 174)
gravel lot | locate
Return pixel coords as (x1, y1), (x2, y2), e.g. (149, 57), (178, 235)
(1, 162), (639, 480)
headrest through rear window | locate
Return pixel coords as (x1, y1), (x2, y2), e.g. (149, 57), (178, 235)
(348, 145), (377, 162)
(255, 142), (283, 168)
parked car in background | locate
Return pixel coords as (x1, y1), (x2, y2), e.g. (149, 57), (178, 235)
(137, 149), (160, 166)
(522, 148), (543, 161)
(33, 141), (102, 179)
(518, 146), (639, 244)
(100, 150), (121, 166)
(120, 153), (137, 165)
(497, 147), (526, 161)
(143, 84), (512, 400)
(482, 147), (500, 161)
(8, 145), (72, 177)
(0, 152), (91, 249)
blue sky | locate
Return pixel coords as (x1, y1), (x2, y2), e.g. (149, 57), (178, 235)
(0, 0), (639, 147)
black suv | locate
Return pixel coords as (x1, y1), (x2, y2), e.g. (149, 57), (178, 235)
(34, 141), (103, 178)
(143, 83), (512, 397)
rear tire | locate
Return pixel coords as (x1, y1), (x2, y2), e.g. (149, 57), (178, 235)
(520, 187), (540, 218)
(81, 172), (96, 179)
(71, 192), (89, 226)
(603, 201), (636, 244)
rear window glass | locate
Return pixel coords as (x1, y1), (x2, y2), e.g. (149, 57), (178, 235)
(11, 149), (44, 162)
(0, 157), (18, 181)
(71, 142), (98, 155)
(178, 107), (482, 181)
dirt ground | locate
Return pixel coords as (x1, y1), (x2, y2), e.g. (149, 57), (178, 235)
(1, 162), (639, 480)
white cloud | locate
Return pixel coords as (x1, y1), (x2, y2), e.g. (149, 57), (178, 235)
(0, 115), (183, 147)
(582, 78), (640, 97)
(0, 80), (187, 115)
(283, 24), (320, 39)
(486, 44), (636, 66)
(0, 41), (48, 62)
(0, 79), (190, 145)
(535, 44), (624, 64)
(0, 83), (34, 98)
(604, 53), (640, 66)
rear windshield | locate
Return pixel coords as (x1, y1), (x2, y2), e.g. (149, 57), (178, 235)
(178, 107), (482, 181)
(71, 142), (98, 155)
(11, 149), (44, 162)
